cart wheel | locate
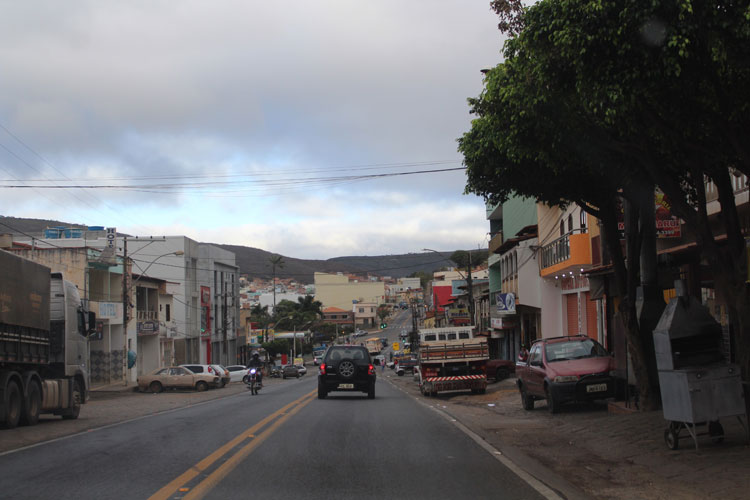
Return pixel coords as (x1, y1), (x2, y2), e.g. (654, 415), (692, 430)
(709, 421), (724, 444)
(665, 428), (679, 450)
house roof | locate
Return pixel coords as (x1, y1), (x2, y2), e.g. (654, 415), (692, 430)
(323, 307), (350, 313)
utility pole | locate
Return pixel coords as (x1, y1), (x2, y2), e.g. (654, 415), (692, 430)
(467, 251), (474, 327)
(121, 237), (129, 386)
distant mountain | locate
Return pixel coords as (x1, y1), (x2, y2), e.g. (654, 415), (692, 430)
(0, 216), (456, 283)
(216, 244), (455, 282)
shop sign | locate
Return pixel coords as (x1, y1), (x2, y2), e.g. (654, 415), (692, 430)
(496, 293), (516, 314)
(491, 316), (516, 330)
(137, 320), (160, 335)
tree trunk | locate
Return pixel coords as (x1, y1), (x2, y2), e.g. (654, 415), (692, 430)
(599, 198), (657, 410)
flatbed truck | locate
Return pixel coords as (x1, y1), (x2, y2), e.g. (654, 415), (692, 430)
(1, 249), (94, 429)
(416, 326), (489, 396)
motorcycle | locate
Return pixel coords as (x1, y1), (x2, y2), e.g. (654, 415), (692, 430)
(245, 368), (262, 395)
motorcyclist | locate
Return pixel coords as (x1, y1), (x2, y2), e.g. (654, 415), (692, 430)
(246, 352), (263, 386)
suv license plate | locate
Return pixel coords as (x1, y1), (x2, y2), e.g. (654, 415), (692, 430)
(338, 383), (354, 389)
(586, 383), (607, 393)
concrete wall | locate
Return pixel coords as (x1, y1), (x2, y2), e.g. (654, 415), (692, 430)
(540, 278), (563, 338)
(314, 272), (385, 310)
(502, 196), (537, 238)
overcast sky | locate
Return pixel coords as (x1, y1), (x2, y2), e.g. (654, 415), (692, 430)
(0, 1), (505, 259)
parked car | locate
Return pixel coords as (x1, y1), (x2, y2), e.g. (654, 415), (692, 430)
(270, 365), (282, 378)
(296, 365), (307, 376)
(516, 335), (615, 413)
(486, 359), (516, 382)
(137, 366), (219, 393)
(180, 364), (221, 388)
(224, 365), (251, 383)
(282, 365), (300, 379)
(317, 345), (376, 399)
(210, 365), (231, 387)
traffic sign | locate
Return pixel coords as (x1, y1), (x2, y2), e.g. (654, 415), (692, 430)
(392, 342), (400, 351)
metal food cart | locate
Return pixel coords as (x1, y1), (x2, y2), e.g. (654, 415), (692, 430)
(653, 285), (748, 450)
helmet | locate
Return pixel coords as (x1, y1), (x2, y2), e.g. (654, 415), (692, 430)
(252, 351), (260, 358)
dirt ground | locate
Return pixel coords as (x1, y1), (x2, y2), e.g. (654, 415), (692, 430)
(386, 371), (750, 500)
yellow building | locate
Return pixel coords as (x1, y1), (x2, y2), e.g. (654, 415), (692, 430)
(314, 272), (385, 310)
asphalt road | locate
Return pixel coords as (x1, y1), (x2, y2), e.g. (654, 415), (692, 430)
(0, 312), (547, 500)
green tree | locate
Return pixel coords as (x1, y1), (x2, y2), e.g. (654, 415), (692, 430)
(408, 271), (432, 290)
(377, 304), (390, 324)
(460, 0), (750, 409)
(262, 339), (289, 358)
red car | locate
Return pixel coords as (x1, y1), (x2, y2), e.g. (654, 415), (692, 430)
(516, 336), (615, 413)
(485, 358), (516, 382)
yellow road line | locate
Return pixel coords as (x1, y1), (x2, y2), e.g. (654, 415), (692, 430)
(183, 392), (316, 500)
(148, 390), (316, 500)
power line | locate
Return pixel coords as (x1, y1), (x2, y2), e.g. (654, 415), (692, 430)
(0, 167), (466, 193)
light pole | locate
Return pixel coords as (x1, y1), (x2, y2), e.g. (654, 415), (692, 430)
(422, 248), (473, 327)
(122, 249), (184, 385)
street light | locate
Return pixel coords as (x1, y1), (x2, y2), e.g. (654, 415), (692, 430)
(422, 248), (473, 326)
(128, 250), (185, 292)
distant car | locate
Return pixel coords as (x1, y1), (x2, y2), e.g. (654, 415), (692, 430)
(210, 365), (231, 387)
(486, 359), (516, 382)
(270, 365), (282, 378)
(180, 364), (220, 387)
(314, 354), (324, 366)
(282, 365), (300, 379)
(318, 345), (376, 399)
(224, 364), (250, 383)
(296, 365), (307, 376)
(374, 355), (386, 366)
(137, 366), (219, 393)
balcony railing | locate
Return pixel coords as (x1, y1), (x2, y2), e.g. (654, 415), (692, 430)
(488, 232), (504, 254)
(541, 234), (570, 269)
(137, 310), (159, 321)
(540, 229), (591, 277)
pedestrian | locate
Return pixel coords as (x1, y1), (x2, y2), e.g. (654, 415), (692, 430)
(381, 358), (385, 372)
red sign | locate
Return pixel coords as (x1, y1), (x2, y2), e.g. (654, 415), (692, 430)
(200, 286), (211, 337)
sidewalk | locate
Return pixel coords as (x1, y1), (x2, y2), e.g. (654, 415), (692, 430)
(386, 372), (749, 500)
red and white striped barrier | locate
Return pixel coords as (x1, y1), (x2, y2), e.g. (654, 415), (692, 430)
(423, 375), (485, 382)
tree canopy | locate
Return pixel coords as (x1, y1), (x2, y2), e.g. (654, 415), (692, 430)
(460, 0), (750, 410)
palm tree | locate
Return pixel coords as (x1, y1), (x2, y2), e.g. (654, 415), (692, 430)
(269, 255), (285, 312)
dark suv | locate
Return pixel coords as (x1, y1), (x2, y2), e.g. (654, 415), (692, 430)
(318, 345), (376, 399)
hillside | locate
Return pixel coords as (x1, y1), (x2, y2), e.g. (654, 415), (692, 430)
(0, 216), (457, 283)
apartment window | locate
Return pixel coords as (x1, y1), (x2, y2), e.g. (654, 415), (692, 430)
(580, 211), (587, 231)
(560, 220), (565, 236)
(568, 213), (574, 233)
(166, 304), (171, 322)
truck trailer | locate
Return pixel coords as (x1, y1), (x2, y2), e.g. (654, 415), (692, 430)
(0, 249), (94, 429)
(417, 326), (489, 396)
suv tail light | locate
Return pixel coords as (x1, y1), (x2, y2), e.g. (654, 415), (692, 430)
(368, 364), (375, 375)
(319, 363), (326, 375)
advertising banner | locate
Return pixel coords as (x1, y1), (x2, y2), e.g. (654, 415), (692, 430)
(496, 293), (516, 314)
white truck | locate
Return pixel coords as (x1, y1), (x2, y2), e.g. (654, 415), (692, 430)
(1, 249), (94, 429)
(417, 326), (489, 396)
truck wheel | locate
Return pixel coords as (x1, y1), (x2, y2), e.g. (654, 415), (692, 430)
(195, 381), (208, 392)
(521, 387), (534, 410)
(20, 380), (41, 426)
(62, 380), (82, 420)
(545, 386), (559, 414)
(150, 381), (163, 393)
(1, 380), (22, 429)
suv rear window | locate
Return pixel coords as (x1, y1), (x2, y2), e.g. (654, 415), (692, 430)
(325, 346), (370, 362)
